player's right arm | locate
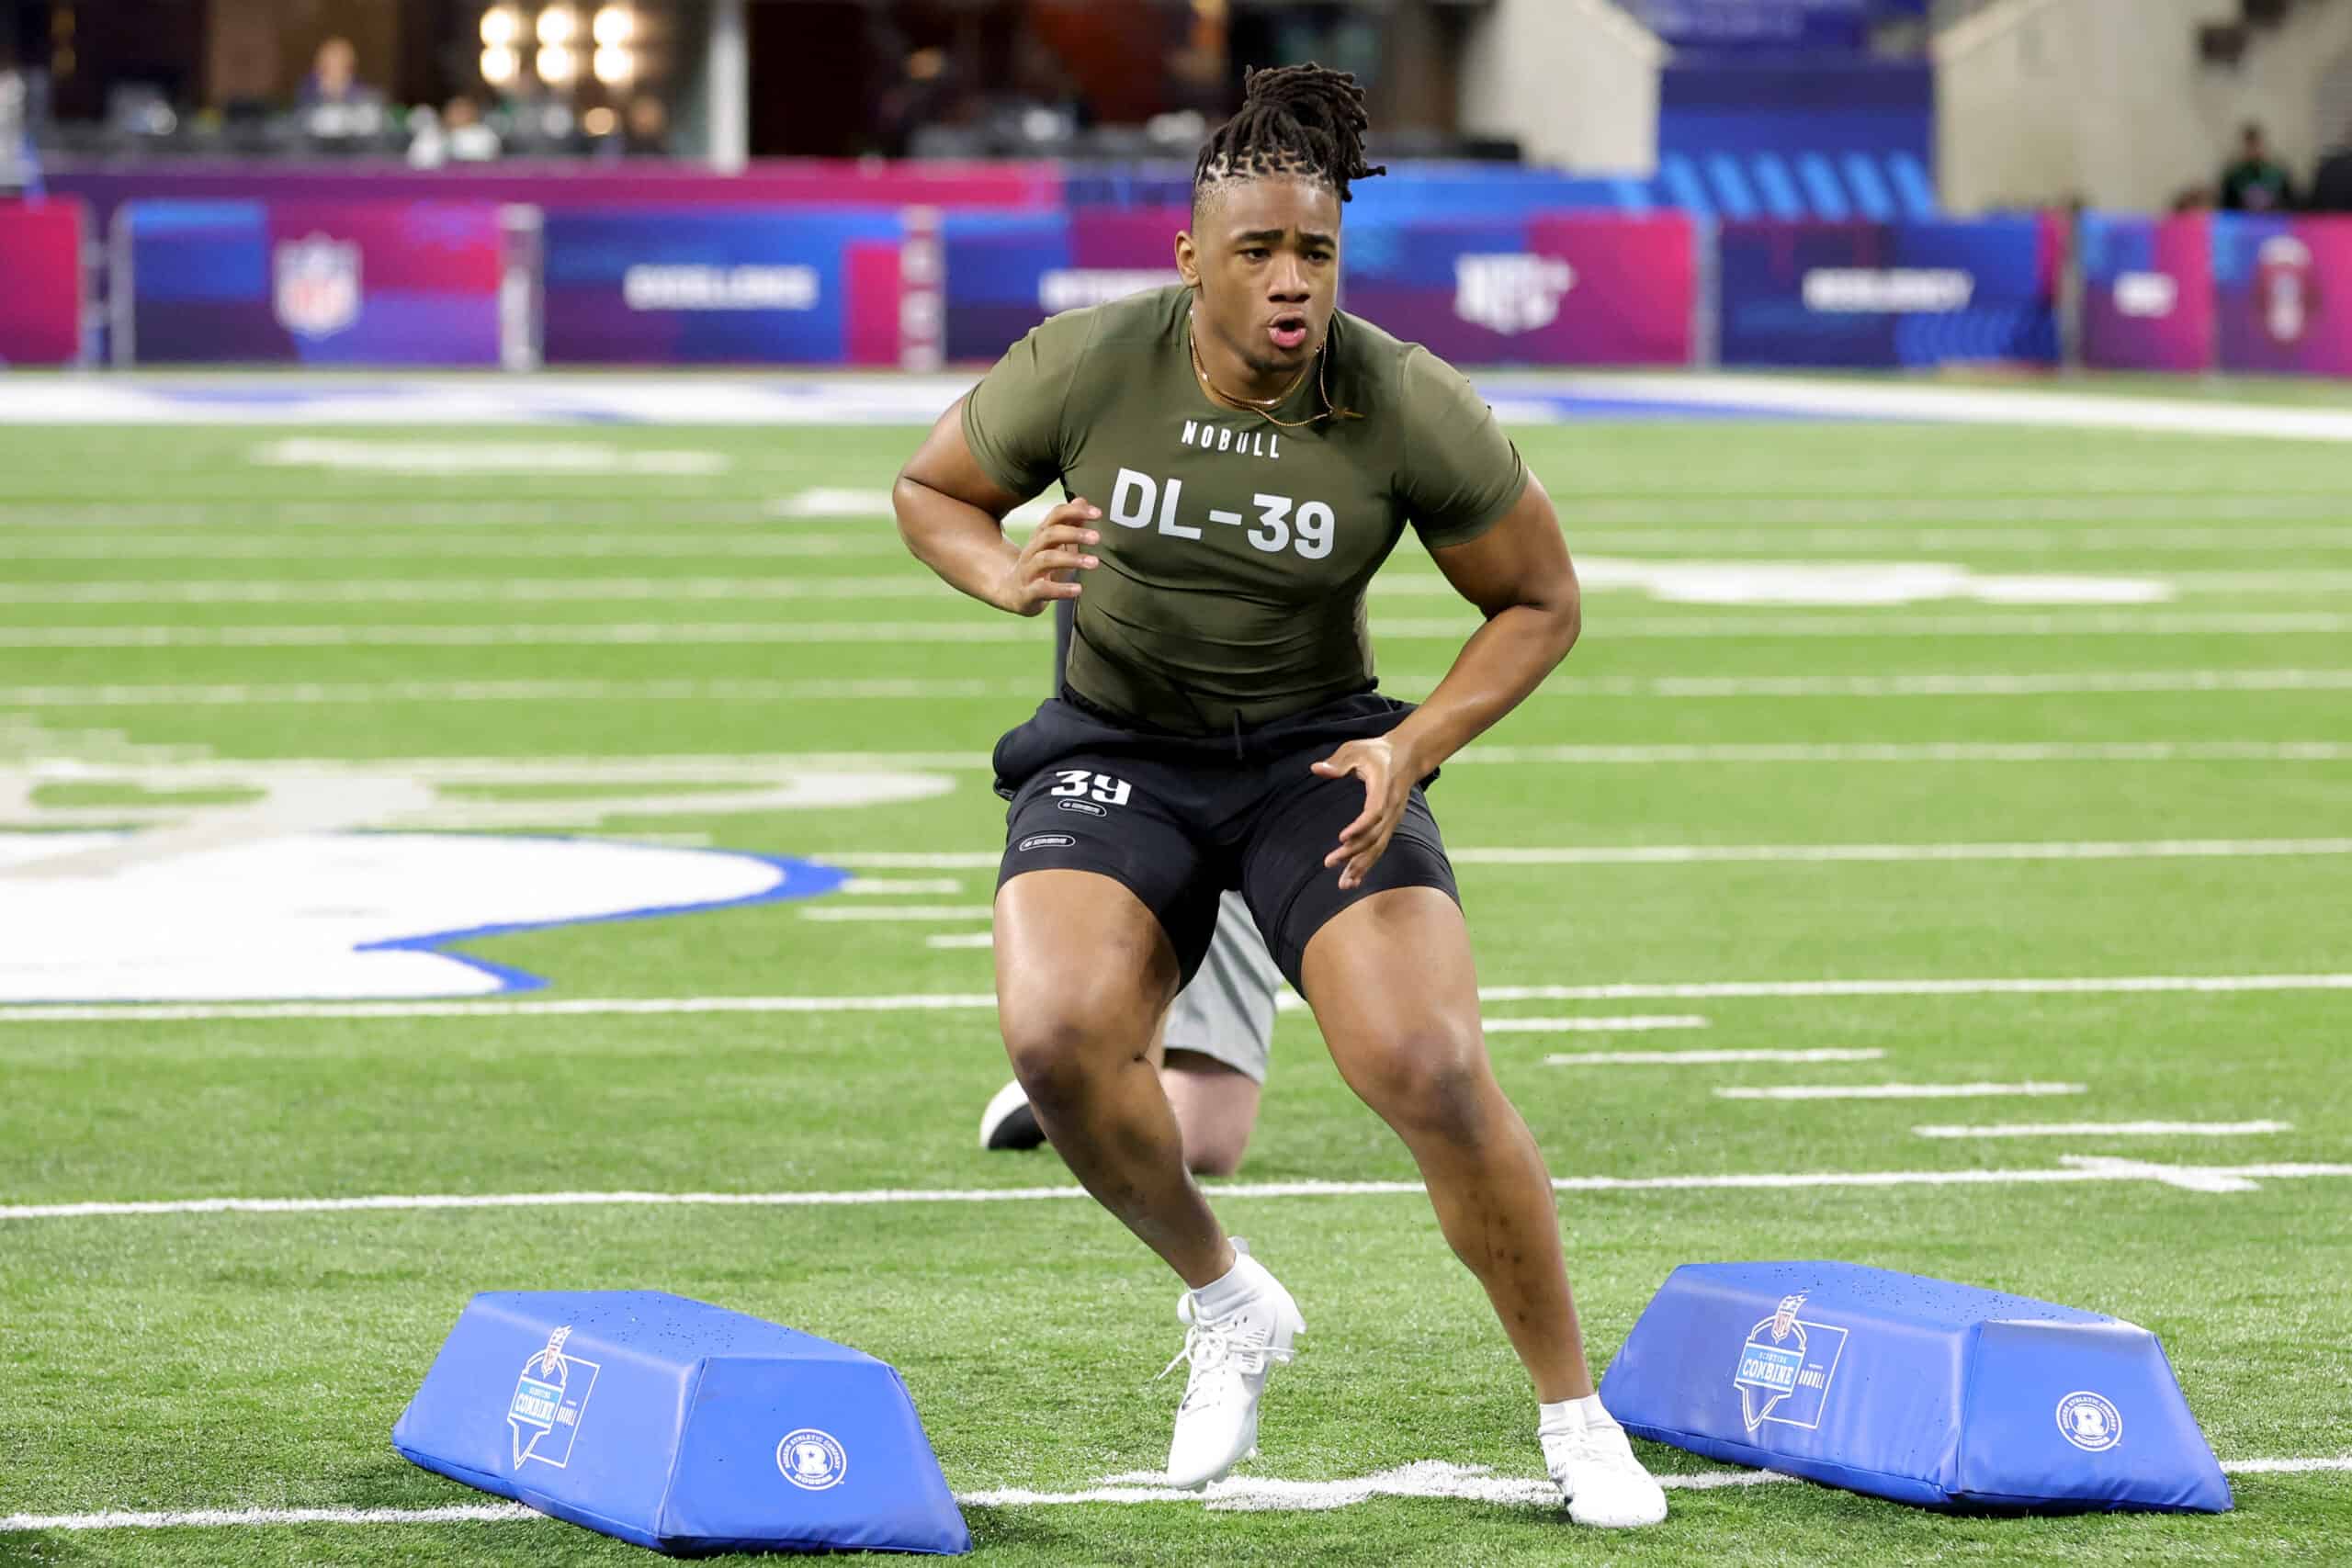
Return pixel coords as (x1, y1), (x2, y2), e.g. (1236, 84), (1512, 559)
(892, 397), (1102, 618)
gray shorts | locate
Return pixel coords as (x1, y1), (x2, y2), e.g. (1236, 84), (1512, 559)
(1163, 890), (1281, 1084)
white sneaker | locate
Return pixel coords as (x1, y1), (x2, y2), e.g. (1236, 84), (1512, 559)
(1159, 1245), (1304, 1490)
(1543, 1407), (1668, 1529)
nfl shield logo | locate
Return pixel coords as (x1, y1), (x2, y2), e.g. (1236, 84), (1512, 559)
(274, 234), (362, 340)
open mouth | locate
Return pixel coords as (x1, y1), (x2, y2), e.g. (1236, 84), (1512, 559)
(1268, 313), (1310, 352)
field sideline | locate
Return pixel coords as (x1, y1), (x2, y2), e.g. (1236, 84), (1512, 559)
(1, 373), (2347, 1565)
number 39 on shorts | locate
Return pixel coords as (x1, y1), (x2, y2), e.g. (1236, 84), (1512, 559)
(1050, 770), (1133, 807)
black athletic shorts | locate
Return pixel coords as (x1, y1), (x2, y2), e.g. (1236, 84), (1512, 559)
(991, 686), (1462, 992)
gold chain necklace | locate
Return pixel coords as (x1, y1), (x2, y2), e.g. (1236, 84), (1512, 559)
(1188, 309), (1333, 430)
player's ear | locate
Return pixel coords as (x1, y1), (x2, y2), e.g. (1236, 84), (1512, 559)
(1174, 230), (1200, 288)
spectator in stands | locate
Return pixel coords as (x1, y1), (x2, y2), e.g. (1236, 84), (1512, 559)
(443, 96), (502, 162)
(2310, 125), (2352, 213)
(2219, 121), (2295, 210)
(622, 94), (670, 157)
(299, 38), (380, 111)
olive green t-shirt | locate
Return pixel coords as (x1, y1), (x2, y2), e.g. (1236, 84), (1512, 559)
(962, 285), (1527, 735)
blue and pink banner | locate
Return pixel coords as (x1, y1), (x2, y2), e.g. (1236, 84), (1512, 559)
(1343, 212), (1695, 367)
(2078, 213), (2214, 374)
(0, 201), (84, 367)
(2213, 212), (2352, 378)
(540, 208), (904, 365)
(123, 199), (506, 365)
(1717, 217), (2058, 368)
(942, 207), (1185, 363)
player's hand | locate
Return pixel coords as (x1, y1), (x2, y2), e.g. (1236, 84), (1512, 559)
(1311, 738), (1416, 892)
(993, 500), (1102, 617)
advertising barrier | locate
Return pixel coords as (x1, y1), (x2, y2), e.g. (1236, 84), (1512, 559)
(2078, 213), (2214, 374)
(1344, 212), (1696, 366)
(0, 201), (84, 366)
(942, 207), (1184, 362)
(119, 199), (514, 365)
(1717, 217), (2058, 368)
(540, 208), (905, 365)
(2213, 213), (2352, 378)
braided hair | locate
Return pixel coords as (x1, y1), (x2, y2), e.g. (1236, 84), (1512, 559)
(1193, 62), (1385, 215)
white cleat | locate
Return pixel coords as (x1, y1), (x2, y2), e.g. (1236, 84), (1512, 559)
(1543, 1409), (1669, 1529)
(1159, 1247), (1304, 1491)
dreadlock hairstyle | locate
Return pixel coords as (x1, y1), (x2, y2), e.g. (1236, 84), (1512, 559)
(1193, 62), (1386, 212)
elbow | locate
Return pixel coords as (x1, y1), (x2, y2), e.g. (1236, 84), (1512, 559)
(890, 470), (929, 554)
(1540, 575), (1581, 665)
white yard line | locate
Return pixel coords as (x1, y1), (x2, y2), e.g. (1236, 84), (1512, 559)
(924, 932), (997, 950)
(798, 904), (994, 922)
(5, 972), (2346, 1024)
(829, 840), (2352, 872)
(841, 878), (964, 896)
(1453, 839), (2352, 865)
(5, 1454), (2346, 1531)
(1716, 1082), (2086, 1101)
(6, 612), (2348, 651)
(1548, 1048), (1885, 1066)
(42, 741), (2346, 785)
(7, 1159), (2352, 1223)
(1484, 1016), (1711, 1033)
(1913, 1120), (2293, 1139)
(6, 671), (2350, 706)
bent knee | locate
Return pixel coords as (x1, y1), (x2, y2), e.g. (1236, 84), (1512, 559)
(1350, 1032), (1495, 1144)
(1001, 998), (1148, 1111)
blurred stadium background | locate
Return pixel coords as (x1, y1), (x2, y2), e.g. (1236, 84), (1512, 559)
(3, 3), (2350, 1564)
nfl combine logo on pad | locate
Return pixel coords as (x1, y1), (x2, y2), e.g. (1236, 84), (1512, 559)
(507, 1325), (599, 1470)
(777, 1428), (848, 1491)
(1733, 1292), (1849, 1434)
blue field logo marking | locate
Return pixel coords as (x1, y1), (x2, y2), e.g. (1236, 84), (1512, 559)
(1733, 1292), (1849, 1434)
(507, 1325), (601, 1470)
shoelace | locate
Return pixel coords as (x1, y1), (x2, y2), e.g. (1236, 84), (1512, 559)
(1156, 1314), (1295, 1413)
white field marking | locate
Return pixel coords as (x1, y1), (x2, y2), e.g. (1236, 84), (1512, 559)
(6, 1455), (2345, 1529)
(1547, 1048), (1887, 1066)
(11, 612), (2346, 653)
(0, 678), (1035, 707)
(1566, 371), (2352, 443)
(824, 840), (2352, 874)
(1453, 839), (2352, 865)
(1482, 1015), (1711, 1033)
(1716, 1082), (2086, 1101)
(963, 1460), (1793, 1513)
(10, 566), (2304, 609)
(11, 1160), (2352, 1223)
(2220, 1457), (2352, 1474)
(797, 904), (994, 923)
(9, 671), (2352, 708)
(0, 1504), (548, 1532)
(27, 742), (2349, 790)
(924, 932), (996, 950)
(1914, 1120), (2294, 1139)
(249, 439), (730, 476)
(841, 877), (964, 896)
(12, 525), (2352, 559)
(2058, 1155), (2267, 1194)
(775, 483), (2352, 530)
(1452, 739), (2352, 766)
(6, 973), (2350, 1025)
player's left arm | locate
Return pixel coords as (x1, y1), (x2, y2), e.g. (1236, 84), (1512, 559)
(1314, 475), (1577, 889)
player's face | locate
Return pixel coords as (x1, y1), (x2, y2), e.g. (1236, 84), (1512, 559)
(1181, 175), (1343, 383)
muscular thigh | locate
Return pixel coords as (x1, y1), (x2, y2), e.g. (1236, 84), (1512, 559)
(994, 870), (1182, 1056)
